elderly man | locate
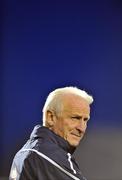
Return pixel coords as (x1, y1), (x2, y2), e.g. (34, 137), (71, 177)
(9, 86), (93, 180)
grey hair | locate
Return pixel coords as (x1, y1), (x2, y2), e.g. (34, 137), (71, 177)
(42, 86), (93, 126)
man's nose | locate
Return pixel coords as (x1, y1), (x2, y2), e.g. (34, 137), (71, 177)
(76, 119), (87, 133)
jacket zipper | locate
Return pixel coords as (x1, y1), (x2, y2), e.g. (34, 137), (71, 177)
(67, 153), (76, 174)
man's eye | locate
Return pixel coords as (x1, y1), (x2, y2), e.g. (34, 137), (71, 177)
(71, 116), (81, 120)
(84, 118), (88, 122)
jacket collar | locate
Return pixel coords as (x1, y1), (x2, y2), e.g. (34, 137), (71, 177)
(30, 125), (75, 154)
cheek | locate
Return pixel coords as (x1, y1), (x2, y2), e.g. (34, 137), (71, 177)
(54, 118), (77, 137)
(54, 119), (68, 136)
(57, 119), (72, 136)
(63, 120), (76, 133)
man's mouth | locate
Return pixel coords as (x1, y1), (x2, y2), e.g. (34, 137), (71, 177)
(71, 133), (81, 137)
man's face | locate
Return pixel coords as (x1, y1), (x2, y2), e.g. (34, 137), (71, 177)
(52, 95), (90, 147)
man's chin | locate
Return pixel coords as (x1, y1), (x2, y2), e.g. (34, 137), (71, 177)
(68, 140), (80, 148)
(68, 135), (83, 147)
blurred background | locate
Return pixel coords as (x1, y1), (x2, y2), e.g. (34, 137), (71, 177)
(1, 0), (122, 179)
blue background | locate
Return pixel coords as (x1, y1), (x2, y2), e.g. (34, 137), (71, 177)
(1, 0), (122, 177)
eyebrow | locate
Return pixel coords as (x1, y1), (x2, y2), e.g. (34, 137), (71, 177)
(71, 114), (90, 119)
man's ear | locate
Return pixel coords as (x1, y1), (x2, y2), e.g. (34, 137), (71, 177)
(46, 110), (56, 128)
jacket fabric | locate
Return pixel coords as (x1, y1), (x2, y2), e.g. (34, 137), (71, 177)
(9, 125), (87, 180)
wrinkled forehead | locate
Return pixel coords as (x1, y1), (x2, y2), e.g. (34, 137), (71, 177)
(61, 94), (90, 113)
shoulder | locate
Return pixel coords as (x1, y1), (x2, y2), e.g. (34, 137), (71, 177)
(10, 149), (52, 180)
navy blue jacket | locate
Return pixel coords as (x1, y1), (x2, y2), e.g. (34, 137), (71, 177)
(9, 125), (87, 180)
